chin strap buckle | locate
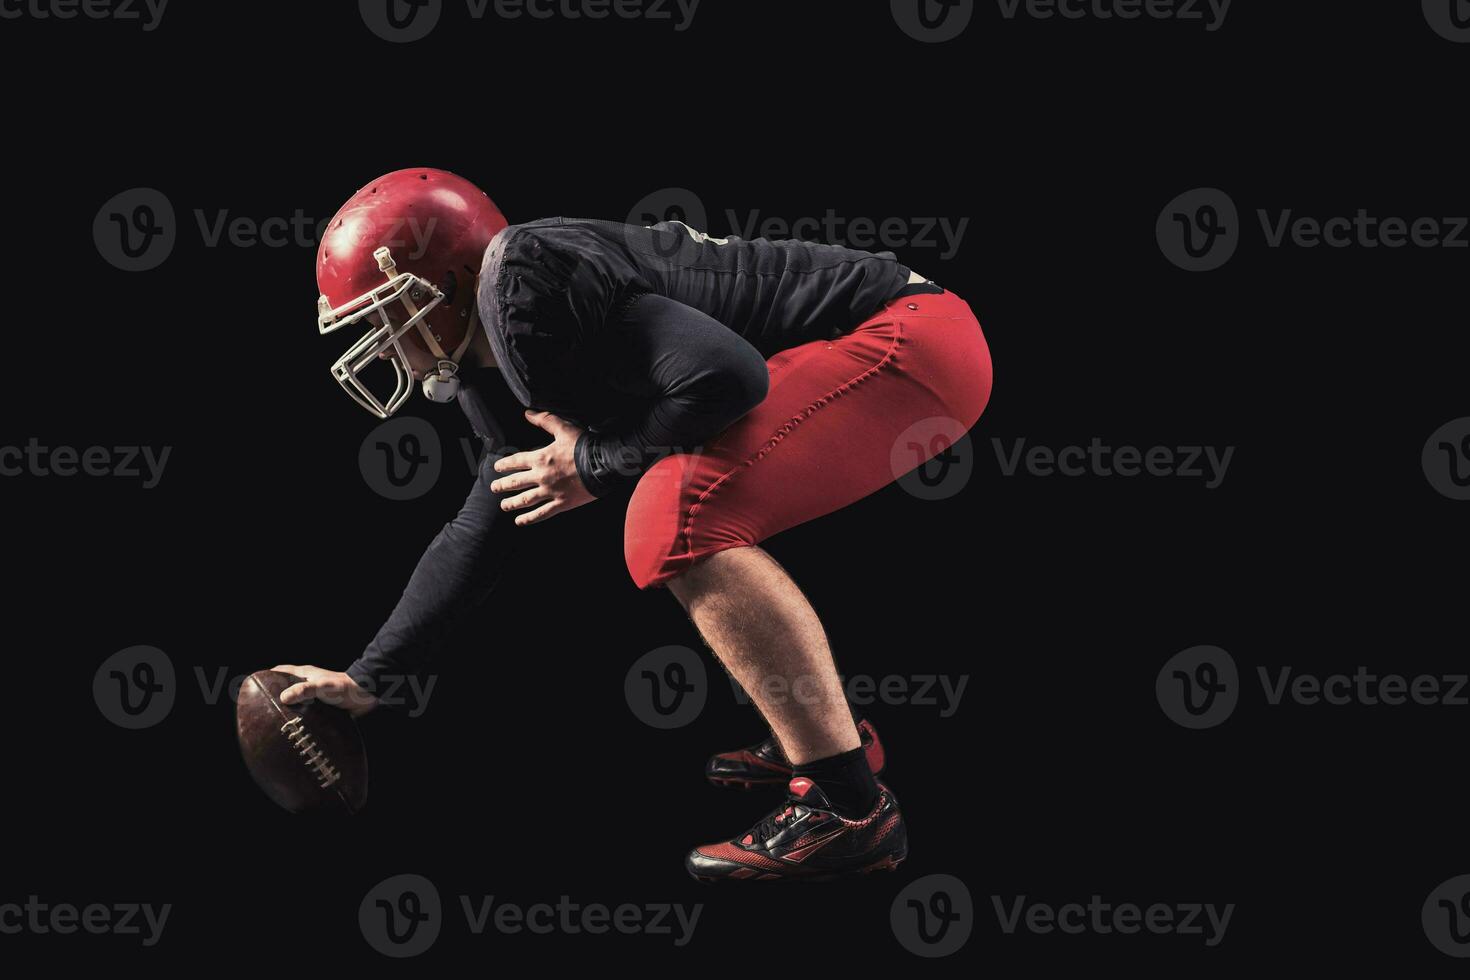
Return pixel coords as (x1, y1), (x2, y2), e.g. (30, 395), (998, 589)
(374, 247), (398, 278)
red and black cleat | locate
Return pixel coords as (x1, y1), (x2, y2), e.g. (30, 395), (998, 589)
(705, 718), (886, 790)
(685, 777), (907, 882)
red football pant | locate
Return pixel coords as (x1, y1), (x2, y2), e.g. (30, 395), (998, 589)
(624, 289), (992, 589)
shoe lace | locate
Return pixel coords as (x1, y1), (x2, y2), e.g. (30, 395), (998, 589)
(753, 799), (805, 841)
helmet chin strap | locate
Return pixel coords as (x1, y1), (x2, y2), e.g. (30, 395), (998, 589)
(377, 247), (479, 406)
(414, 302), (480, 405)
(422, 332), (477, 403)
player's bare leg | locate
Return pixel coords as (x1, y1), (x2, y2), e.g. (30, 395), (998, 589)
(669, 546), (857, 764)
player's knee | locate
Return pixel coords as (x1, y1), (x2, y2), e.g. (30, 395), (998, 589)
(964, 349), (993, 429)
(624, 454), (698, 590)
(955, 323), (993, 430)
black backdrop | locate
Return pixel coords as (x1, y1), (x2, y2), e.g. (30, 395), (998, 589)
(4, 0), (1468, 970)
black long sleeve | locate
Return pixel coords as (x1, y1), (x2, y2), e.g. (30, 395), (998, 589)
(572, 293), (770, 497)
(345, 449), (514, 695)
(346, 369), (532, 696)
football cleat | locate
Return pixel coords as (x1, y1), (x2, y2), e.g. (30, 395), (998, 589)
(685, 777), (907, 881)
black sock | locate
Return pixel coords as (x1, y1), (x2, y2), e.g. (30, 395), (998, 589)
(793, 746), (879, 819)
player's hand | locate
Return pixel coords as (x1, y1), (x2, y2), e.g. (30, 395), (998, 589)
(490, 410), (597, 526)
(273, 664), (379, 718)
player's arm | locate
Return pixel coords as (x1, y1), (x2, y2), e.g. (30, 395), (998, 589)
(279, 448), (519, 714)
(492, 294), (768, 519)
(571, 293), (769, 498)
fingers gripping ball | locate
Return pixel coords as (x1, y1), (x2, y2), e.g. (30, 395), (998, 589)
(236, 670), (369, 815)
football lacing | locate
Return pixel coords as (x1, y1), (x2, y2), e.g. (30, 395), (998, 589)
(280, 717), (342, 789)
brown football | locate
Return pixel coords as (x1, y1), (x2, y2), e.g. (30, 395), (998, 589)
(236, 670), (368, 815)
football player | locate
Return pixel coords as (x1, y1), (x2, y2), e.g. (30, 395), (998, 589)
(278, 168), (991, 880)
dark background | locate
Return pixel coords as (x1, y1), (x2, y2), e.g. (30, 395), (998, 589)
(3, 0), (1466, 969)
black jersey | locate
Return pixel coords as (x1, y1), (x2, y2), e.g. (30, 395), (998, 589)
(477, 217), (910, 411)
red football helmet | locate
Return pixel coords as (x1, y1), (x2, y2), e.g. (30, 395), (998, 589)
(316, 168), (508, 418)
